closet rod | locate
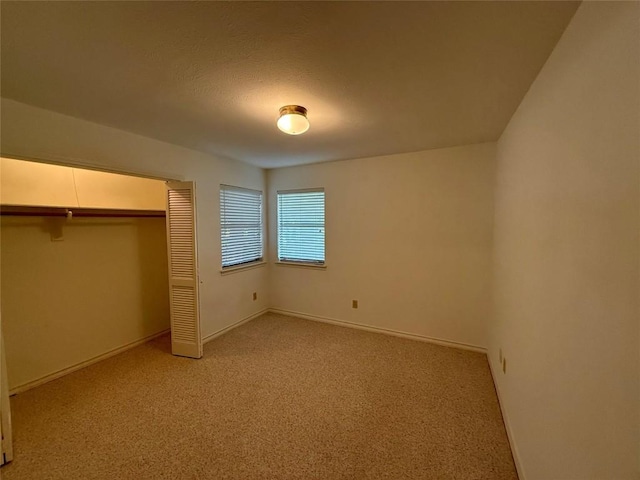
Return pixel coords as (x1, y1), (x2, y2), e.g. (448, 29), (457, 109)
(0, 206), (166, 218)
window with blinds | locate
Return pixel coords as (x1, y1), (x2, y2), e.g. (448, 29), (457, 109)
(277, 189), (325, 264)
(220, 185), (263, 268)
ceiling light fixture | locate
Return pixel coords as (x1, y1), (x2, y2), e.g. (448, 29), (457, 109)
(277, 105), (309, 135)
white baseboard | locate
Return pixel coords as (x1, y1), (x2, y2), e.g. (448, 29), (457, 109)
(488, 358), (526, 480)
(268, 308), (487, 354)
(9, 309), (269, 395)
(9, 328), (170, 395)
(202, 308), (269, 344)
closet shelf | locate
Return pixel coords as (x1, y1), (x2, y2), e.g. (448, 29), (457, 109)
(0, 205), (165, 218)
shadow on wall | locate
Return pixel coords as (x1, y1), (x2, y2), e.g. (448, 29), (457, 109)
(0, 215), (170, 390)
(136, 217), (170, 335)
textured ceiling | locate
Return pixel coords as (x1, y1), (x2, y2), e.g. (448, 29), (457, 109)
(1, 1), (579, 168)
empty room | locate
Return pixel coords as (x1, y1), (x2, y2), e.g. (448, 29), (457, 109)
(0, 1), (638, 479)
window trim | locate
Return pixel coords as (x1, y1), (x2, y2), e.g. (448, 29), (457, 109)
(219, 184), (264, 270)
(274, 261), (326, 270)
(220, 260), (267, 275)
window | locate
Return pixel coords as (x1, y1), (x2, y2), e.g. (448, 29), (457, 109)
(277, 188), (325, 264)
(220, 185), (263, 268)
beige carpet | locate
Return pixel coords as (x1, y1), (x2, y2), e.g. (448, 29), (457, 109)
(1, 313), (517, 480)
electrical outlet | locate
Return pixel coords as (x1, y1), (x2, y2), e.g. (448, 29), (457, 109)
(502, 357), (507, 374)
(352, 300), (358, 309)
(252, 292), (257, 301)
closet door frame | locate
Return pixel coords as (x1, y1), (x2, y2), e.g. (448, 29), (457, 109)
(1, 323), (14, 466)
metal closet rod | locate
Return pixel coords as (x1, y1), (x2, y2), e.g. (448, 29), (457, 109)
(0, 205), (166, 218)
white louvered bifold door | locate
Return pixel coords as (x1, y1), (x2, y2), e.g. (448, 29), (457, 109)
(166, 181), (202, 359)
(1, 325), (13, 466)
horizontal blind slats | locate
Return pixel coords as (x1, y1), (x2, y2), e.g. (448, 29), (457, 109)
(277, 190), (325, 263)
(220, 186), (263, 268)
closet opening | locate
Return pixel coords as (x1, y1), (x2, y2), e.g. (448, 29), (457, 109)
(0, 155), (204, 382)
(0, 156), (177, 393)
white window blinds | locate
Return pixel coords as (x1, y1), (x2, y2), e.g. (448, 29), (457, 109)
(220, 185), (263, 268)
(277, 189), (325, 264)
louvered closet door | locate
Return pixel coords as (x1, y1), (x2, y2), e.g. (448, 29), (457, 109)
(166, 181), (202, 358)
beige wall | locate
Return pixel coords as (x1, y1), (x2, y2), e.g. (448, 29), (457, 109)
(0, 157), (166, 210)
(0, 158), (78, 207)
(1, 99), (269, 342)
(490, 2), (639, 479)
(1, 216), (169, 390)
(267, 143), (496, 349)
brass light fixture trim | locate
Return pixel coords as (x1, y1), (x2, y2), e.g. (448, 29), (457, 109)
(279, 105), (307, 117)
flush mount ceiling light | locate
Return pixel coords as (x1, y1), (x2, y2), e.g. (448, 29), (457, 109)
(277, 105), (309, 135)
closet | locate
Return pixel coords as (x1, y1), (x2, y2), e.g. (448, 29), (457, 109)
(0, 157), (171, 395)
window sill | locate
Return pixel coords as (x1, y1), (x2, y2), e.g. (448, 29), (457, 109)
(220, 261), (267, 275)
(274, 261), (327, 270)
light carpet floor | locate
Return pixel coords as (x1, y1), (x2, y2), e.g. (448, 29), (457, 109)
(2, 313), (517, 479)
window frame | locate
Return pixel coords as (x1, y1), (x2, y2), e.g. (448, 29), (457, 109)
(276, 187), (326, 267)
(219, 184), (264, 271)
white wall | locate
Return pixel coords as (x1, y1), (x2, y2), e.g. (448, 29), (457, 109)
(490, 2), (639, 479)
(267, 143), (496, 349)
(1, 216), (169, 390)
(1, 99), (269, 340)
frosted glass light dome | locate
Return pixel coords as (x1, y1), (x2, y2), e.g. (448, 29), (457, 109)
(277, 105), (309, 135)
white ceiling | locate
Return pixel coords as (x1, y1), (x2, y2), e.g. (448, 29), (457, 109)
(1, 1), (579, 168)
